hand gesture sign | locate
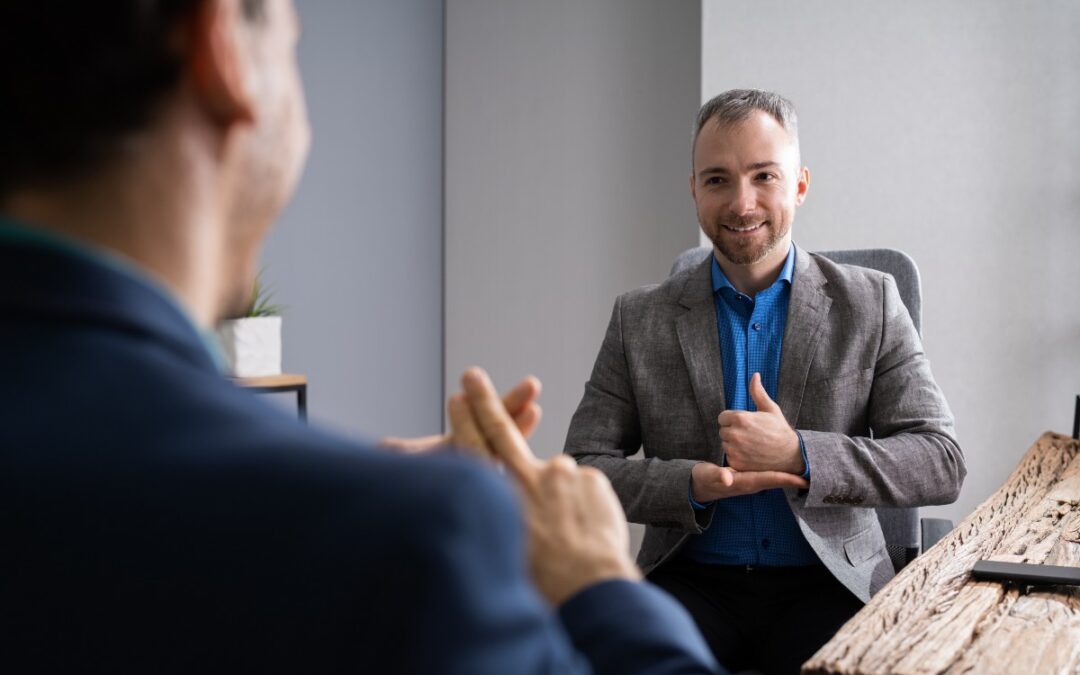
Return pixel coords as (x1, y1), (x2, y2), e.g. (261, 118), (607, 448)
(691, 372), (808, 503)
(450, 367), (641, 606)
(379, 376), (542, 456)
(717, 372), (804, 474)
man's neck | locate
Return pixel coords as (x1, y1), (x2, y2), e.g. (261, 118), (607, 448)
(714, 237), (792, 296)
(0, 154), (226, 327)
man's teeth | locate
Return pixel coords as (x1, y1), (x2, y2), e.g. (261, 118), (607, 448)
(724, 223), (763, 232)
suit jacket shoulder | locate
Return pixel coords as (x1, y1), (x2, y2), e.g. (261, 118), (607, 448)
(614, 257), (706, 313)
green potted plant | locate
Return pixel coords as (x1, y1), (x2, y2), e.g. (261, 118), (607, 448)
(215, 270), (285, 378)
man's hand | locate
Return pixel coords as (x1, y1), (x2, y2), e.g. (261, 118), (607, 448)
(453, 367), (641, 606)
(691, 461), (808, 503)
(378, 376), (542, 456)
(717, 372), (804, 474)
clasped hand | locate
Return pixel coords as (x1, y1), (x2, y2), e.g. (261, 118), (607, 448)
(382, 367), (640, 607)
(692, 372), (808, 503)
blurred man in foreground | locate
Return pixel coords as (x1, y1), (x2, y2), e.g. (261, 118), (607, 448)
(0, 1), (721, 672)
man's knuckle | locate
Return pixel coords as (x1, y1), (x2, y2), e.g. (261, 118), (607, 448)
(581, 468), (610, 489)
(547, 455), (576, 474)
(579, 465), (601, 479)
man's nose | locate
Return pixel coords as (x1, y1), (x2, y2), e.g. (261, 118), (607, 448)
(730, 181), (756, 215)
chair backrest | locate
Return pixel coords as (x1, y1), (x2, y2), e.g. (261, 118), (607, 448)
(670, 245), (923, 571)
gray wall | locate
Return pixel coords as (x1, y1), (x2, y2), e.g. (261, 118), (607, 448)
(445, 0), (702, 461)
(703, 0), (1080, 524)
(260, 0), (444, 439)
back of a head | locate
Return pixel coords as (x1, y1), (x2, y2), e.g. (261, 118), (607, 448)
(0, 2), (207, 200)
(0, 1), (269, 202)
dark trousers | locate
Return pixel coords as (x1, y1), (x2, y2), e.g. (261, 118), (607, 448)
(648, 558), (864, 675)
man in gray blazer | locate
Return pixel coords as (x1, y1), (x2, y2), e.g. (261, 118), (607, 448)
(565, 89), (966, 674)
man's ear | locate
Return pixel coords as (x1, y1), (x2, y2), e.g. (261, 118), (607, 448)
(187, 0), (255, 126)
(795, 166), (810, 205)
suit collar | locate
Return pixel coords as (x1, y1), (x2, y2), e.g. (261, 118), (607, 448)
(792, 242), (827, 291)
(0, 234), (220, 375)
(676, 255), (715, 311)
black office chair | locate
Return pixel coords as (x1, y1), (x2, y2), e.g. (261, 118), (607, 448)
(670, 246), (954, 571)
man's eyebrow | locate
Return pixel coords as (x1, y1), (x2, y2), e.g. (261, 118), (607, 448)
(698, 161), (784, 176)
(698, 166), (731, 176)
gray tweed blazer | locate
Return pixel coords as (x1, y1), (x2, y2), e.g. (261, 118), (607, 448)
(564, 244), (966, 602)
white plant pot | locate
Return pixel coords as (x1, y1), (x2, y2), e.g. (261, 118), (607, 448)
(215, 316), (282, 378)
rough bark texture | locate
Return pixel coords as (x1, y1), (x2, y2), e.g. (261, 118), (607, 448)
(803, 432), (1080, 675)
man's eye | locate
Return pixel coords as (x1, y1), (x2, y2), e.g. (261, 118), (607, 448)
(756, 172), (776, 181)
(705, 176), (723, 185)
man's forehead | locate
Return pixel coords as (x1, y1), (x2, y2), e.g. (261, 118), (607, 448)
(693, 112), (799, 171)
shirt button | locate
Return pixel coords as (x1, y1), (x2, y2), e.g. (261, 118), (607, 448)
(761, 538), (770, 549)
(751, 322), (761, 331)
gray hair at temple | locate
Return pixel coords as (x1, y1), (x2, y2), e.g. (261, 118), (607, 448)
(692, 89), (800, 164)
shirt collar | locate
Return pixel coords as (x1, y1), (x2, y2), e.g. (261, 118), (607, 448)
(711, 242), (797, 296)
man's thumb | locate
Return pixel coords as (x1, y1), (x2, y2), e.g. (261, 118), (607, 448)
(750, 373), (780, 413)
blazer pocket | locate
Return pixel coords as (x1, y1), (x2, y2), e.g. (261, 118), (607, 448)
(806, 366), (874, 392)
(843, 526), (882, 567)
(799, 367), (874, 431)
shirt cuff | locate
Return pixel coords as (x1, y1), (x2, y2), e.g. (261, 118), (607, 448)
(797, 430), (811, 480)
(688, 477), (712, 510)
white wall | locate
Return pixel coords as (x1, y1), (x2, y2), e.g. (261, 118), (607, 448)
(702, 0), (1080, 523)
(260, 0), (445, 440)
(445, 0), (702, 464)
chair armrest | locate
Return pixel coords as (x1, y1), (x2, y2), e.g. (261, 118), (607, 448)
(921, 517), (953, 553)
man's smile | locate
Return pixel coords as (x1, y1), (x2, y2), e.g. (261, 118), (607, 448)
(721, 221), (766, 234)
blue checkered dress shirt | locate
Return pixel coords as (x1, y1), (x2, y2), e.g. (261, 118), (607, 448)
(682, 244), (820, 566)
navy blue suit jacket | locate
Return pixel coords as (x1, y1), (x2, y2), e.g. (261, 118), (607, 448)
(0, 236), (722, 674)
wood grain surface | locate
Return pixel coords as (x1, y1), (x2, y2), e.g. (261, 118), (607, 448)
(803, 432), (1080, 675)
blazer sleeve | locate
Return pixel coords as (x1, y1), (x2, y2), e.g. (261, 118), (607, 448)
(799, 274), (967, 508)
(565, 296), (711, 533)
(408, 462), (723, 675)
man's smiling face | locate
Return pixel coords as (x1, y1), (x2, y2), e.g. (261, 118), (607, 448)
(691, 110), (808, 267)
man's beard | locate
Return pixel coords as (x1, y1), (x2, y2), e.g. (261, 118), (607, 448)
(708, 213), (789, 265)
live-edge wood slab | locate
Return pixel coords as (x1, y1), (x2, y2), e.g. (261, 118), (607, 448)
(804, 432), (1080, 675)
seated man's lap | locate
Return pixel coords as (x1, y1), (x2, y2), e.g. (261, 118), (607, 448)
(648, 559), (864, 675)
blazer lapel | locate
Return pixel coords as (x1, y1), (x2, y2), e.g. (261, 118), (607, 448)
(777, 245), (832, 426)
(675, 257), (726, 462)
